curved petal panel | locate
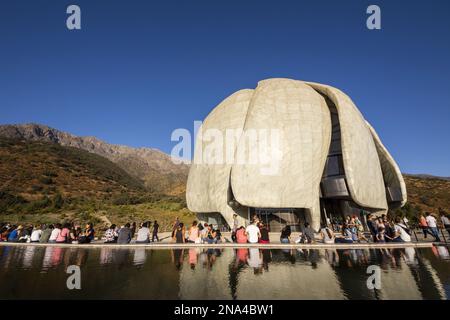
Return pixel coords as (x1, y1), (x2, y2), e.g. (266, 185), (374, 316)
(366, 121), (407, 207)
(186, 89), (254, 225)
(307, 82), (387, 211)
(230, 78), (331, 227)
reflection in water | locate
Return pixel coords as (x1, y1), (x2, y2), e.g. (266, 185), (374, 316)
(0, 245), (448, 299)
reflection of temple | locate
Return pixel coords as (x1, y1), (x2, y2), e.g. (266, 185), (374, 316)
(0, 246), (448, 299)
(178, 247), (449, 300)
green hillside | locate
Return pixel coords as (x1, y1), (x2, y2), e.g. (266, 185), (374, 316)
(0, 138), (192, 230)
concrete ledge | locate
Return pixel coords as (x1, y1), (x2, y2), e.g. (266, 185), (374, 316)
(0, 241), (435, 250)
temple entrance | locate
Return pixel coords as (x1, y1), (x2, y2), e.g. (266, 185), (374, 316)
(320, 199), (369, 231)
(249, 208), (307, 232)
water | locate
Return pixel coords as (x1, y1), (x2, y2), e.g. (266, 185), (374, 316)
(0, 245), (449, 299)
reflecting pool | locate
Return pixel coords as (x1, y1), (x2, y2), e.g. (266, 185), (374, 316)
(0, 245), (449, 299)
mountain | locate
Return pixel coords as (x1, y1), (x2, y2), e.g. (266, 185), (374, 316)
(0, 137), (192, 229)
(405, 173), (450, 181)
(0, 123), (189, 196)
(0, 137), (144, 211)
(401, 175), (450, 217)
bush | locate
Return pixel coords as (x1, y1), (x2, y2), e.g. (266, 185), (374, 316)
(53, 193), (64, 209)
(0, 192), (28, 211)
(39, 176), (54, 185)
(25, 196), (51, 212)
(43, 170), (58, 177)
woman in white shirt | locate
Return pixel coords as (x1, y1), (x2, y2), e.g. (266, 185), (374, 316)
(49, 223), (61, 243)
(30, 225), (42, 243)
(320, 224), (335, 244)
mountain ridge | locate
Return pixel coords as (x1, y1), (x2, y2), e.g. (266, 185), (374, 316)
(0, 123), (189, 195)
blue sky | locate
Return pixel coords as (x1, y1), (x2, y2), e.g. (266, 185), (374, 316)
(0, 0), (449, 176)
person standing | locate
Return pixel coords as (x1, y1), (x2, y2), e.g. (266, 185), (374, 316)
(394, 216), (411, 242)
(426, 212), (441, 242)
(258, 222), (270, 244)
(418, 214), (429, 239)
(440, 212), (450, 237)
(232, 214), (239, 242)
(245, 221), (261, 244)
(366, 214), (377, 242)
(173, 223), (186, 243)
(171, 217), (180, 238)
(130, 222), (137, 239)
(235, 226), (248, 243)
(187, 220), (200, 243)
(152, 220), (159, 242)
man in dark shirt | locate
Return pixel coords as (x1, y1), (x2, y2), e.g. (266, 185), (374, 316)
(152, 220), (159, 242)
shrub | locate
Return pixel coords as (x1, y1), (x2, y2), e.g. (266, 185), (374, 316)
(53, 193), (64, 209)
(39, 176), (54, 185)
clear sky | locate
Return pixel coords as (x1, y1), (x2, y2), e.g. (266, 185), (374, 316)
(0, 0), (449, 176)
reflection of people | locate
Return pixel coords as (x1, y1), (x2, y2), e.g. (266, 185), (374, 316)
(133, 248), (146, 266)
(236, 248), (248, 264)
(188, 248), (198, 269)
(171, 249), (184, 270)
(261, 249), (272, 271)
(248, 248), (262, 269)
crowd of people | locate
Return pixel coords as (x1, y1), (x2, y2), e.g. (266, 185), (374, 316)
(0, 222), (96, 244)
(1, 211), (448, 245)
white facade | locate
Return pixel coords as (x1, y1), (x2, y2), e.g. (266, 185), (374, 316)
(186, 78), (407, 230)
